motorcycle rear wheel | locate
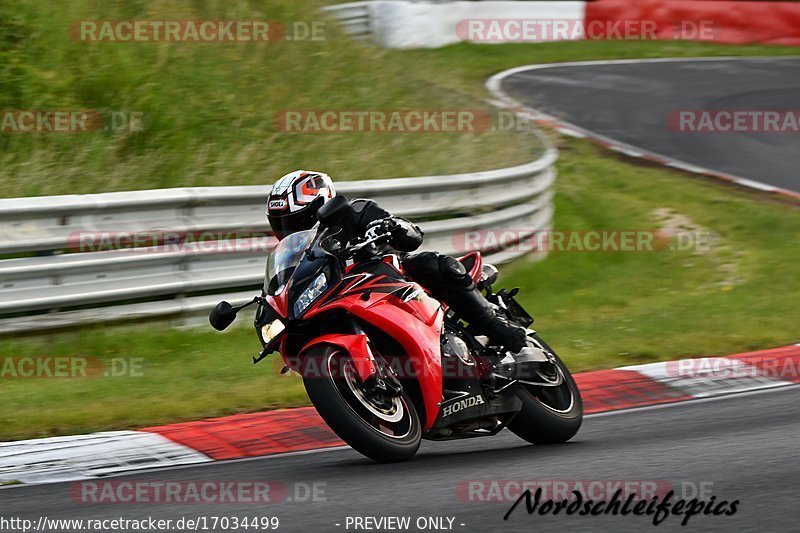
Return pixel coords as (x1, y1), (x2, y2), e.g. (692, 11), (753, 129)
(508, 334), (583, 444)
(302, 345), (422, 463)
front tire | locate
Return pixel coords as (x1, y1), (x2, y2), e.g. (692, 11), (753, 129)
(302, 346), (422, 463)
(508, 334), (583, 444)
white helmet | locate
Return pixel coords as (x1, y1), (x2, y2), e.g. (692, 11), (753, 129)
(266, 170), (336, 240)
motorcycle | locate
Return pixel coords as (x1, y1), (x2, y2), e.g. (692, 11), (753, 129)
(209, 196), (582, 462)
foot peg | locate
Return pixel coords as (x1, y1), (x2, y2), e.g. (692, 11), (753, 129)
(496, 343), (547, 379)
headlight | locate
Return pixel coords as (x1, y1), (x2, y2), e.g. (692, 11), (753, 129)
(293, 273), (327, 317)
(260, 319), (286, 346)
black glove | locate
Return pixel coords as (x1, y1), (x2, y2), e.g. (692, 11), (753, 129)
(366, 217), (423, 252)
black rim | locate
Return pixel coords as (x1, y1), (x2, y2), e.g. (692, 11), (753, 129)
(526, 340), (575, 414)
(534, 368), (575, 414)
(327, 353), (414, 439)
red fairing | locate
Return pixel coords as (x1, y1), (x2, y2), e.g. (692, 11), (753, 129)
(351, 299), (444, 429)
(299, 333), (377, 382)
(301, 268), (444, 429)
(267, 288), (289, 319)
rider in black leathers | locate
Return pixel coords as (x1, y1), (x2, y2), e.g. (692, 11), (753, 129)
(266, 171), (527, 353)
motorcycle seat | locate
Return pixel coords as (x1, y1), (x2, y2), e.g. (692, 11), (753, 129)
(456, 251), (482, 284)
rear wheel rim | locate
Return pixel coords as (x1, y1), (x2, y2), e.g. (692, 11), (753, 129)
(328, 353), (413, 439)
(534, 369), (575, 414)
(526, 339), (575, 414)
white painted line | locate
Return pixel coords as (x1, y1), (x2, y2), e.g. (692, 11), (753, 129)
(586, 382), (800, 418)
(0, 431), (211, 485)
(557, 127), (585, 138)
(0, 444), (353, 490)
(730, 177), (778, 192)
(621, 357), (791, 398)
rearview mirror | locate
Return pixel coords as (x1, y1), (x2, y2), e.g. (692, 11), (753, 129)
(209, 301), (237, 331)
(317, 195), (352, 226)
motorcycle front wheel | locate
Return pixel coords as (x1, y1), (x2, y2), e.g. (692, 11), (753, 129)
(508, 334), (583, 444)
(302, 345), (422, 463)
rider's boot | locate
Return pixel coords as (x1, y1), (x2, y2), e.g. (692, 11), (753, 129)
(445, 286), (528, 353)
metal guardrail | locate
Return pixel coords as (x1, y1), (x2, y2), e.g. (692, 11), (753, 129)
(0, 140), (557, 334)
(322, 2), (372, 41)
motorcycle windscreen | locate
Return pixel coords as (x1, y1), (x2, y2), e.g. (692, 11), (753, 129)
(265, 229), (317, 295)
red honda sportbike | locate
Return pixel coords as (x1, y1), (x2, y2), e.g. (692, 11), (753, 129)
(210, 197), (582, 462)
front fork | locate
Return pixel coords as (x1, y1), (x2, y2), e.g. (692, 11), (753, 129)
(350, 320), (403, 397)
(290, 317), (403, 397)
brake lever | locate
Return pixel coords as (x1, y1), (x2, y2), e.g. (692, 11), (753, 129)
(346, 233), (391, 258)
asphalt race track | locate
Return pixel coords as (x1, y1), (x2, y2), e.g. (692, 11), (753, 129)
(2, 386), (798, 532)
(496, 57), (800, 194)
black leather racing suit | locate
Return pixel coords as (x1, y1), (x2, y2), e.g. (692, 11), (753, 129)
(337, 197), (527, 352)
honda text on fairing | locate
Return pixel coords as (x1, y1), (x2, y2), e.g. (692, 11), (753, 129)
(209, 196), (582, 462)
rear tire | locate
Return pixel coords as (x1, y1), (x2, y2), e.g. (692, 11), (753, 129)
(302, 346), (422, 463)
(508, 335), (583, 444)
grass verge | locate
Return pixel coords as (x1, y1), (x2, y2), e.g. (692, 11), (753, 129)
(0, 0), (535, 197)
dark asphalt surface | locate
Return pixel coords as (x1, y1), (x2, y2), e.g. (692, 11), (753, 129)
(2, 385), (798, 533)
(499, 57), (800, 193)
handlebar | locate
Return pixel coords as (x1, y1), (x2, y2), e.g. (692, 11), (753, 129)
(316, 220), (394, 260)
(345, 231), (392, 257)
